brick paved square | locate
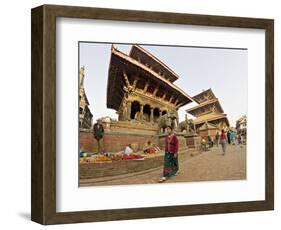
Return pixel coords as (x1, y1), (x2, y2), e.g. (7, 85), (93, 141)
(80, 144), (246, 186)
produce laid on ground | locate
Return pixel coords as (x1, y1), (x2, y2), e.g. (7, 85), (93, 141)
(80, 151), (164, 164)
(80, 155), (112, 164)
(121, 154), (144, 160)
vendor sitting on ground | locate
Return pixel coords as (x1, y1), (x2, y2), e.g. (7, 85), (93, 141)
(114, 144), (134, 156)
(111, 144), (144, 160)
(143, 140), (160, 154)
(124, 144), (134, 155)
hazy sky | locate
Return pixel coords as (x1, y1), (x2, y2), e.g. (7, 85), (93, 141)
(79, 42), (247, 127)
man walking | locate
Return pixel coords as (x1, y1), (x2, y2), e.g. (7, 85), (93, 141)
(227, 130), (231, 144)
(215, 131), (220, 147)
(93, 119), (104, 154)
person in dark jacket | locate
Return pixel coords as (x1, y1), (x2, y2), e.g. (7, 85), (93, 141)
(215, 131), (220, 147)
(93, 119), (104, 153)
(227, 130), (231, 144)
(159, 125), (179, 182)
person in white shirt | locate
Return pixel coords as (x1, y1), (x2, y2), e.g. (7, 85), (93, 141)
(124, 144), (133, 155)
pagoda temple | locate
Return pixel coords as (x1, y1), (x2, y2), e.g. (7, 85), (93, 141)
(187, 88), (229, 132)
(79, 66), (93, 129)
(107, 44), (193, 127)
(101, 44), (194, 152)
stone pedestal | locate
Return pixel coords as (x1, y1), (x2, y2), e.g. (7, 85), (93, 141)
(158, 134), (166, 151)
(177, 132), (188, 152)
(80, 121), (160, 153)
(186, 133), (201, 149)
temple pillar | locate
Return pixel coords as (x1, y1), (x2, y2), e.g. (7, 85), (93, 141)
(127, 101), (132, 120)
(140, 104), (144, 121)
(150, 107), (154, 123)
(143, 82), (149, 92)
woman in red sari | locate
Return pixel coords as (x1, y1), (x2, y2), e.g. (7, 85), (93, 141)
(159, 125), (179, 182)
(220, 129), (228, 155)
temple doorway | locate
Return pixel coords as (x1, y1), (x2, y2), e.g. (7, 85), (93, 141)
(143, 104), (151, 122)
(130, 101), (140, 120)
(153, 108), (160, 122)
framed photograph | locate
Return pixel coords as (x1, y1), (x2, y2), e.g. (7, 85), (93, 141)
(31, 4), (274, 225)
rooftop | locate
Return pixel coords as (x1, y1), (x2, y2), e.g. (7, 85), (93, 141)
(129, 45), (179, 82)
(197, 122), (219, 131)
(186, 98), (224, 115)
(107, 46), (194, 111)
(193, 112), (229, 126)
(192, 88), (216, 104)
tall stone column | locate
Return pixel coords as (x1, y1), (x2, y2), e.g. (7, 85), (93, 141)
(140, 104), (144, 121)
(150, 107), (154, 123)
(127, 101), (132, 121)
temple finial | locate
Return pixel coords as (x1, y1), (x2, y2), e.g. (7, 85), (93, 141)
(79, 66), (85, 87)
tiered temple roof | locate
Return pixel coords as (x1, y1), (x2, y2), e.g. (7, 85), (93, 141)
(192, 88), (216, 103)
(187, 98), (224, 116)
(129, 45), (179, 82)
(107, 45), (193, 113)
(187, 89), (229, 129)
(192, 112), (228, 125)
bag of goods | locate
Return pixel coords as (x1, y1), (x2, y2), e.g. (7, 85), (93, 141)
(144, 147), (156, 154)
(84, 157), (91, 164)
